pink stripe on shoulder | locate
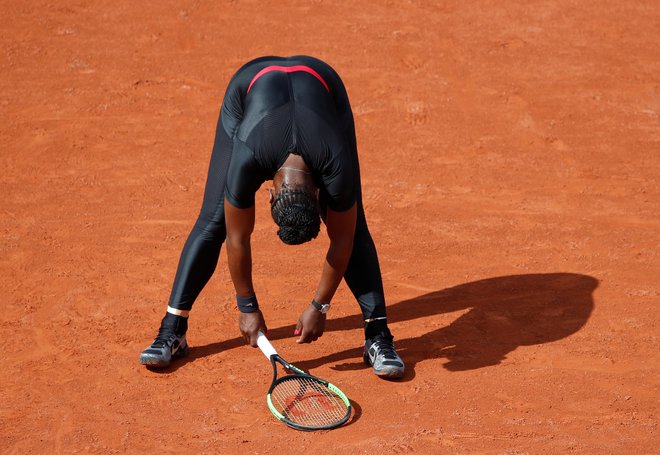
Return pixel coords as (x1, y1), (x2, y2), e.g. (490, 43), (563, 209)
(247, 65), (330, 93)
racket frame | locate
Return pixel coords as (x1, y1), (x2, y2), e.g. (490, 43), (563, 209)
(257, 332), (351, 430)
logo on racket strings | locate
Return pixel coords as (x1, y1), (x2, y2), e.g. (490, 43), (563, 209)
(284, 392), (337, 417)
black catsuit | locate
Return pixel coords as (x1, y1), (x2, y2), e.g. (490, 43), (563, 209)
(167, 56), (388, 334)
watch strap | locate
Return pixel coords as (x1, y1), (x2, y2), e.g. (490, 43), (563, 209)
(311, 299), (330, 313)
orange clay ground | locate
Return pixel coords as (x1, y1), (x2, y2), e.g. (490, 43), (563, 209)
(1, 1), (658, 453)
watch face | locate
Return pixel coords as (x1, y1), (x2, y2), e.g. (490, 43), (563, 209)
(320, 304), (330, 313)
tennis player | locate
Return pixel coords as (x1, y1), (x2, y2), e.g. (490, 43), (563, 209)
(139, 55), (405, 379)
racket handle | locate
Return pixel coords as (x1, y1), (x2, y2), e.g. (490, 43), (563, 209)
(256, 331), (278, 359)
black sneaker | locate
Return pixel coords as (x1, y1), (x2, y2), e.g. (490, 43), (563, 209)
(139, 327), (188, 367)
(139, 315), (189, 367)
(363, 333), (405, 379)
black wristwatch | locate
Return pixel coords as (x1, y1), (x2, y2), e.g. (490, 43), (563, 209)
(311, 299), (331, 314)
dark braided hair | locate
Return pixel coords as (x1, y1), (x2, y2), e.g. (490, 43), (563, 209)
(271, 188), (320, 245)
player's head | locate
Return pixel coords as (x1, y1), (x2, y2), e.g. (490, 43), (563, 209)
(270, 184), (321, 245)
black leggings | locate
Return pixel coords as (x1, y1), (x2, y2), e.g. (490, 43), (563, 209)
(167, 113), (388, 330)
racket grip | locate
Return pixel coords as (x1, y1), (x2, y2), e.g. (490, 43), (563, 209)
(256, 331), (278, 359)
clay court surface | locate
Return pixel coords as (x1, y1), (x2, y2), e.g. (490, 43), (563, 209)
(2, 0), (659, 453)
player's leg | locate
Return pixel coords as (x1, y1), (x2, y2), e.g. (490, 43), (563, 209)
(338, 115), (405, 378)
(343, 191), (405, 379)
(139, 116), (233, 367)
(343, 198), (387, 331)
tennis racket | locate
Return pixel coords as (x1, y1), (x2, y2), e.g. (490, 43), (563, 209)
(256, 331), (351, 430)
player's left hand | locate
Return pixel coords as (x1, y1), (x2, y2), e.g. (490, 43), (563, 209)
(295, 304), (326, 344)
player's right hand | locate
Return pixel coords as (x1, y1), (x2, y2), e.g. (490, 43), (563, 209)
(239, 310), (267, 347)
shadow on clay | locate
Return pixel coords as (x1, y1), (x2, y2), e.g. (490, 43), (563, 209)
(150, 273), (598, 383)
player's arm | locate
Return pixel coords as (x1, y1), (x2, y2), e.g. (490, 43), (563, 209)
(296, 202), (357, 343)
(225, 199), (266, 346)
(224, 199), (255, 295)
(315, 202), (357, 304)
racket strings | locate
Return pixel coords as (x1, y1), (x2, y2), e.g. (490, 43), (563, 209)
(270, 376), (348, 428)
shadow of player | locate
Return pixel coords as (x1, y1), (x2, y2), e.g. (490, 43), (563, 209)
(294, 272), (598, 380)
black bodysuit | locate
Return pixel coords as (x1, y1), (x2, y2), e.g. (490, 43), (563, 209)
(167, 56), (387, 328)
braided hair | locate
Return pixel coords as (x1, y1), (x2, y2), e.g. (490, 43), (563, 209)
(271, 187), (320, 245)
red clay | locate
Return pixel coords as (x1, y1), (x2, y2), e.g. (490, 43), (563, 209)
(2, 1), (658, 453)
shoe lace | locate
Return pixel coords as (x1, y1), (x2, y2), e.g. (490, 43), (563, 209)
(152, 326), (176, 348)
(374, 335), (397, 359)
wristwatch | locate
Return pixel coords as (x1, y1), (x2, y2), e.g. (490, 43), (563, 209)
(311, 299), (331, 314)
